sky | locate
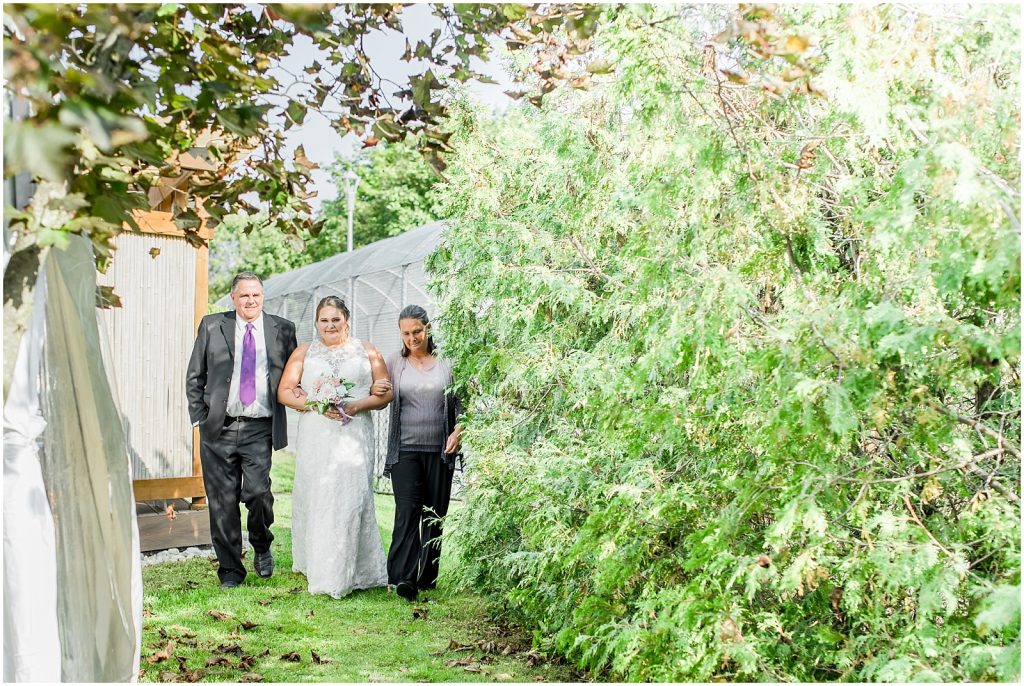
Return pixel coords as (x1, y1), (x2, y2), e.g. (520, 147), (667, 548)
(268, 4), (517, 213)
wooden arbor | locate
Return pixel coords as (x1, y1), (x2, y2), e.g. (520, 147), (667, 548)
(98, 146), (220, 506)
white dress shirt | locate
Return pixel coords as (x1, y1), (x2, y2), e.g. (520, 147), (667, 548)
(226, 313), (273, 418)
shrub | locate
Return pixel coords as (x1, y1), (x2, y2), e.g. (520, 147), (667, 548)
(433, 5), (1020, 681)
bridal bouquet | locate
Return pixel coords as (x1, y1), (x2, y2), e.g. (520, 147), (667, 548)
(305, 375), (356, 415)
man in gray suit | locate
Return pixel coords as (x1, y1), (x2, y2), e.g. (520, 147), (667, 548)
(186, 272), (297, 588)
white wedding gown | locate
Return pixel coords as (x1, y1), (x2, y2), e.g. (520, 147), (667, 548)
(291, 338), (387, 598)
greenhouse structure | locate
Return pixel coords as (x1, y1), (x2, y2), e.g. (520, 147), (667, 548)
(218, 220), (454, 492)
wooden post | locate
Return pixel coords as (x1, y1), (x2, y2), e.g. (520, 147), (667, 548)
(191, 242), (209, 508)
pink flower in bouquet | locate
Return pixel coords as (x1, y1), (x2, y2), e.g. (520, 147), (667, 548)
(305, 374), (356, 415)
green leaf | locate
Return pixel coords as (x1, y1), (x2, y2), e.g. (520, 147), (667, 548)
(975, 585), (1021, 636)
(286, 100), (307, 126)
(825, 384), (857, 437)
(501, 4), (527, 21)
(4, 121), (76, 182)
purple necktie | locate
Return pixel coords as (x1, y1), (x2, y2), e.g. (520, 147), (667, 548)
(240, 322), (256, 406)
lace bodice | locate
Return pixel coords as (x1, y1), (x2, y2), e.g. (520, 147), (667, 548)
(300, 337), (372, 401)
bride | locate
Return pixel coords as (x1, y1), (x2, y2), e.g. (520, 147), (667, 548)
(277, 296), (393, 598)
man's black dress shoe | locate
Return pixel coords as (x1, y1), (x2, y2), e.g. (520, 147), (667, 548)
(220, 580), (241, 589)
(254, 551), (274, 578)
(395, 581), (418, 601)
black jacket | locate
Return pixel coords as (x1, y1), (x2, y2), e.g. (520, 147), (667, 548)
(185, 311), (297, 451)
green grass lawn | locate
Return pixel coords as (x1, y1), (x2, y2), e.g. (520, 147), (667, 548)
(139, 452), (585, 683)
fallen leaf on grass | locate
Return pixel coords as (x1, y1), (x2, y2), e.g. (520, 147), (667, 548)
(533, 676), (545, 682)
(411, 606), (428, 620)
(205, 657), (234, 668)
(239, 621), (260, 630)
(525, 652), (543, 667)
(143, 609), (156, 618)
(306, 609), (315, 619)
(240, 673), (264, 682)
(288, 586), (303, 594)
(147, 641), (175, 664)
(399, 666), (410, 673)
(207, 610), (232, 621)
(159, 671), (180, 682)
(280, 652), (301, 662)
(495, 674), (514, 681)
(257, 599), (272, 606)
(226, 630), (242, 640)
(464, 665), (484, 673)
(182, 668), (204, 683)
(446, 640), (475, 652)
(215, 643), (243, 655)
(257, 648), (271, 657)
(174, 656), (188, 671)
(137, 669), (146, 680)
(478, 640), (499, 654)
(168, 625), (196, 638)
(311, 650), (333, 665)
(238, 655), (256, 671)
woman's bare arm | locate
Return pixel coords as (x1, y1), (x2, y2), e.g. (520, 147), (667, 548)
(343, 342), (394, 415)
(277, 343), (311, 412)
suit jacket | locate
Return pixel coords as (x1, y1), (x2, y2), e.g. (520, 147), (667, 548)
(186, 311), (298, 451)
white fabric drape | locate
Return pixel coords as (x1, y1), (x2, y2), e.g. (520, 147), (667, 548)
(3, 237), (144, 682)
(3, 270), (61, 682)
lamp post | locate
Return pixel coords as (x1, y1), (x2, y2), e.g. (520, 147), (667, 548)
(342, 169), (360, 253)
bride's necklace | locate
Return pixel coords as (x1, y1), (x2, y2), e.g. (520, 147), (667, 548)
(408, 354), (436, 371)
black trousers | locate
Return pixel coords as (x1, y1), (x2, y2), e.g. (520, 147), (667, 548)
(387, 450), (454, 590)
(199, 418), (275, 584)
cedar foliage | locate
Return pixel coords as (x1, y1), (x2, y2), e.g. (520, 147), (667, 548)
(432, 5), (1020, 681)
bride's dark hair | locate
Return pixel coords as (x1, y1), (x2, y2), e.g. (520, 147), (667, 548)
(315, 296), (351, 326)
(399, 304), (435, 357)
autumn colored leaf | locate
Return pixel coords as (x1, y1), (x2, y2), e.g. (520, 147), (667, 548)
(311, 650), (333, 664)
(293, 145), (317, 171)
(147, 641), (175, 665)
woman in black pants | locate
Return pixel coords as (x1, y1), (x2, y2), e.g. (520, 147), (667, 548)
(379, 305), (463, 601)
